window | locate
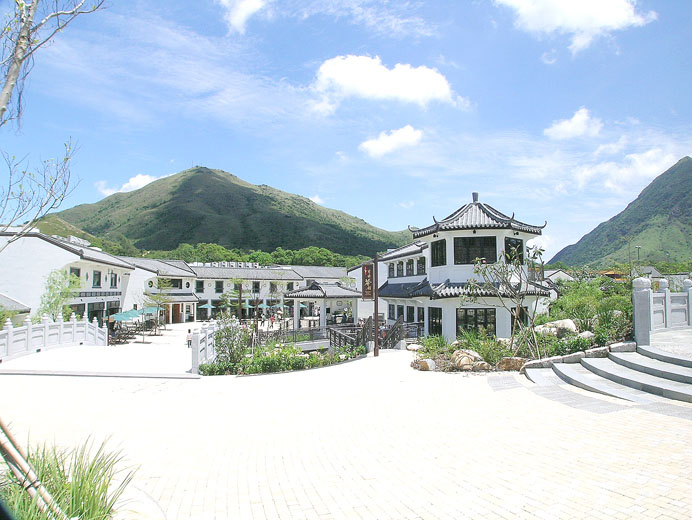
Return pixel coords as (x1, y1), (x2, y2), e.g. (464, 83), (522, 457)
(270, 282), (278, 293)
(512, 306), (529, 333)
(215, 281), (223, 293)
(504, 237), (524, 264)
(405, 259), (414, 276)
(456, 308), (496, 335)
(454, 237), (497, 265)
(428, 307), (442, 336)
(431, 239), (446, 267)
(253, 281), (260, 293)
(396, 304), (404, 319)
(69, 267), (81, 278)
(417, 307), (425, 323)
(169, 278), (183, 289)
(110, 273), (117, 288)
(396, 262), (404, 277)
(406, 306), (415, 323)
(388, 304), (395, 320)
(287, 282), (294, 291)
(388, 263), (394, 278)
(417, 257), (426, 275)
(92, 270), (101, 288)
(196, 280), (204, 293)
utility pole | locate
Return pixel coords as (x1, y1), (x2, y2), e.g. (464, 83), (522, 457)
(373, 255), (379, 357)
(635, 245), (641, 262)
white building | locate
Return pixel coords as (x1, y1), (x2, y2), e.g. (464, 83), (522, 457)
(377, 193), (550, 341)
(0, 232), (134, 323)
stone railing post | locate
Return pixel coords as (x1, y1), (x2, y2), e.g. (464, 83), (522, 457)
(659, 278), (671, 328)
(92, 317), (99, 343)
(684, 279), (692, 326)
(191, 329), (200, 374)
(70, 312), (77, 344)
(4, 318), (13, 356)
(57, 313), (64, 346)
(24, 316), (32, 352)
(42, 314), (50, 347)
(633, 277), (652, 346)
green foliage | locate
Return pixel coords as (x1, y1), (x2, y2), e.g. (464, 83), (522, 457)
(550, 156), (692, 266)
(55, 166), (412, 257)
(0, 440), (134, 520)
(456, 329), (513, 366)
(417, 335), (454, 359)
(213, 312), (251, 364)
(0, 305), (17, 325)
(36, 269), (80, 321)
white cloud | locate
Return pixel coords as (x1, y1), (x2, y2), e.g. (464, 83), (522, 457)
(495, 0), (657, 53)
(595, 136), (627, 156)
(540, 49), (557, 65)
(398, 201), (415, 209)
(544, 108), (603, 140)
(309, 194), (325, 204)
(95, 174), (168, 197)
(312, 55), (465, 114)
(359, 125), (423, 158)
(216, 0), (269, 33)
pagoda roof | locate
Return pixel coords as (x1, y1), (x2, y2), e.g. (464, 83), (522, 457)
(411, 193), (545, 239)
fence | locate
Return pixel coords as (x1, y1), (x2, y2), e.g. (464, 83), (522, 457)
(0, 314), (108, 363)
(633, 277), (692, 346)
(190, 322), (221, 374)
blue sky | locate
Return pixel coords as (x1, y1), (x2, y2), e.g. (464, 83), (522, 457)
(4, 0), (691, 259)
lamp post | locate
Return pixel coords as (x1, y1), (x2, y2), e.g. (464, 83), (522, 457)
(635, 245), (641, 262)
(373, 254), (379, 357)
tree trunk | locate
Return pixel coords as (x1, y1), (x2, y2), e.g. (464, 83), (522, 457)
(0, 1), (39, 124)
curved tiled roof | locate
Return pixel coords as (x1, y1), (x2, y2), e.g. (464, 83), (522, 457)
(378, 278), (549, 300)
(412, 198), (545, 239)
(378, 241), (428, 262)
(284, 281), (361, 299)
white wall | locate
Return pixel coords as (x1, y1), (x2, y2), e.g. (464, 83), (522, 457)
(0, 236), (76, 316)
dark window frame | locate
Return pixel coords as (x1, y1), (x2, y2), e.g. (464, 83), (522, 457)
(454, 236), (497, 265)
(504, 237), (524, 265)
(396, 304), (404, 319)
(456, 308), (496, 336)
(417, 307), (425, 323)
(388, 263), (395, 278)
(69, 267), (81, 278)
(388, 304), (395, 320)
(92, 270), (101, 288)
(417, 257), (426, 275)
(406, 306), (415, 323)
(405, 259), (414, 276)
(252, 281), (261, 293)
(215, 281), (223, 294)
(110, 272), (117, 289)
(396, 262), (404, 277)
(195, 280), (204, 293)
(431, 239), (446, 267)
(428, 307), (442, 336)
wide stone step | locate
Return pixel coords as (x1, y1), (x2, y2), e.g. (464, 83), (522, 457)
(524, 367), (564, 386)
(550, 362), (657, 403)
(610, 352), (692, 384)
(637, 345), (692, 368)
(581, 357), (692, 403)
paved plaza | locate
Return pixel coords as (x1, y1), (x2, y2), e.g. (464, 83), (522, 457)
(1, 332), (692, 519)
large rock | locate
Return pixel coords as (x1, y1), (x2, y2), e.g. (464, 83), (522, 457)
(451, 349), (483, 370)
(578, 331), (595, 340)
(535, 319), (578, 338)
(407, 343), (423, 352)
(496, 357), (528, 371)
(472, 361), (492, 372)
(418, 359), (436, 371)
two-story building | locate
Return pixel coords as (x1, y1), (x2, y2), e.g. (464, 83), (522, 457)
(378, 193), (549, 341)
(0, 232), (134, 324)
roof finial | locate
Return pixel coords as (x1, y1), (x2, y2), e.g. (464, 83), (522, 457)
(472, 192), (479, 203)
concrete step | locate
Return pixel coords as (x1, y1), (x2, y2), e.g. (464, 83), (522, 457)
(610, 351), (692, 384)
(581, 357), (692, 403)
(524, 367), (564, 386)
(637, 345), (692, 368)
(550, 362), (657, 403)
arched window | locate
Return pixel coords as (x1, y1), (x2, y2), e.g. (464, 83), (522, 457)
(396, 262), (404, 277)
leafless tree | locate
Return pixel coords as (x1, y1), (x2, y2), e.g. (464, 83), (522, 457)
(0, 1), (103, 251)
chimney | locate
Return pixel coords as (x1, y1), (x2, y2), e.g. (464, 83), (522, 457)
(472, 192), (479, 203)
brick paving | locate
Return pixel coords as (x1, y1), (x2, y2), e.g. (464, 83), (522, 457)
(1, 349), (692, 519)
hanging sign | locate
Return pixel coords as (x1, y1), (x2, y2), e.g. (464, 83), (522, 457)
(362, 263), (374, 300)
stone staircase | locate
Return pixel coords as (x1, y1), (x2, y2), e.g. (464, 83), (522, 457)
(526, 344), (692, 403)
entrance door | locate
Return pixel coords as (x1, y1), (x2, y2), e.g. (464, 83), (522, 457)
(173, 304), (181, 323)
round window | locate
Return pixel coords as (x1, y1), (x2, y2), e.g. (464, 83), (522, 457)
(186, 281), (190, 288)
(147, 281), (153, 288)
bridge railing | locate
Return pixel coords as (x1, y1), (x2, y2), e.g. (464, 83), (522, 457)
(633, 277), (692, 346)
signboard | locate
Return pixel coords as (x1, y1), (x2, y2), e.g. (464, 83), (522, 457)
(362, 263), (374, 300)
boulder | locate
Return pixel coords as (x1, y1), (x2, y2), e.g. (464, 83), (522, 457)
(407, 343), (423, 352)
(535, 319), (577, 338)
(472, 361), (492, 372)
(578, 331), (595, 340)
(609, 341), (636, 353)
(452, 349), (483, 362)
(450, 340), (462, 349)
(561, 351), (585, 364)
(418, 359), (436, 371)
(496, 356), (529, 371)
(584, 346), (609, 358)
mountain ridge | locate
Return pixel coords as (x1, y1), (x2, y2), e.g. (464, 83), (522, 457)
(550, 156), (692, 266)
(55, 167), (411, 256)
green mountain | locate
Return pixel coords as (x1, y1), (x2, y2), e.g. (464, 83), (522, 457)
(55, 167), (411, 256)
(550, 156), (692, 266)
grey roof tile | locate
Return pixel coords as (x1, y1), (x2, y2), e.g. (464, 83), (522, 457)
(284, 281), (361, 299)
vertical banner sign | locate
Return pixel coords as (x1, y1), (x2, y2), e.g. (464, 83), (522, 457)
(362, 263), (374, 300)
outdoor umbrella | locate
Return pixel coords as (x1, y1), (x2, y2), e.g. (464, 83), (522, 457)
(257, 303), (270, 309)
(142, 306), (159, 314)
(242, 303), (255, 309)
(299, 303), (308, 309)
(199, 303), (215, 309)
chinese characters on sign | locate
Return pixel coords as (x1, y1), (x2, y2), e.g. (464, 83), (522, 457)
(362, 263), (373, 300)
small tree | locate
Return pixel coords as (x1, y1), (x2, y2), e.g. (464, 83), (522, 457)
(214, 312), (250, 364)
(144, 277), (173, 334)
(464, 245), (549, 359)
(36, 269), (80, 321)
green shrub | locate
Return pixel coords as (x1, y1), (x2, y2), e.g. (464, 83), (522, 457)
(455, 329), (512, 366)
(0, 440), (134, 520)
(417, 335), (453, 359)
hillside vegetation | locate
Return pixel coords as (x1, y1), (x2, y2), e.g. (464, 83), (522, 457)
(550, 156), (692, 266)
(55, 167), (411, 256)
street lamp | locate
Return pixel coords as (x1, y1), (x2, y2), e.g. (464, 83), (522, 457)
(635, 245), (641, 262)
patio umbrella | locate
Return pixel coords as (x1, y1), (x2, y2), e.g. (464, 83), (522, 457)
(257, 303), (270, 309)
(142, 306), (158, 314)
(110, 311), (132, 321)
(199, 303), (215, 309)
(299, 303), (308, 309)
(242, 303), (255, 309)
